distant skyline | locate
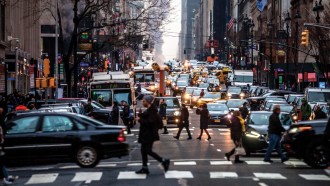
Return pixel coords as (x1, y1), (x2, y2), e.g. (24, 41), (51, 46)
(161, 0), (181, 61)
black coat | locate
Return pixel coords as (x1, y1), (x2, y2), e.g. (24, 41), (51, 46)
(111, 106), (119, 124)
(159, 103), (167, 118)
(314, 110), (327, 120)
(196, 108), (209, 129)
(180, 107), (189, 127)
(138, 105), (160, 143)
(268, 113), (285, 135)
(229, 116), (242, 141)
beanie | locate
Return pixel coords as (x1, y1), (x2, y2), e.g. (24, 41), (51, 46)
(144, 95), (154, 104)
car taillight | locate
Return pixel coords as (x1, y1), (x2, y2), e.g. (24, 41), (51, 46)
(117, 129), (126, 142)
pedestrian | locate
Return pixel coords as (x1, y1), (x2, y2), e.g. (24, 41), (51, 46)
(135, 95), (170, 174)
(239, 102), (249, 119)
(84, 98), (94, 117)
(174, 104), (192, 140)
(121, 100), (131, 134)
(200, 89), (205, 97)
(111, 102), (119, 125)
(264, 105), (289, 163)
(225, 111), (244, 163)
(301, 99), (311, 121)
(154, 90), (160, 97)
(159, 99), (168, 134)
(314, 105), (327, 120)
(196, 103), (211, 140)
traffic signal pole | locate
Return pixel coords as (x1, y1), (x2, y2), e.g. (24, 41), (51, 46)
(55, 0), (59, 98)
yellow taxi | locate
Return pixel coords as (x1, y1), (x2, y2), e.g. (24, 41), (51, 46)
(196, 92), (227, 107)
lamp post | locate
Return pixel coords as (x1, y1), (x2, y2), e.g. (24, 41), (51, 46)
(285, 12), (291, 90)
(294, 10), (301, 92)
(313, 0), (324, 23)
(267, 21), (274, 89)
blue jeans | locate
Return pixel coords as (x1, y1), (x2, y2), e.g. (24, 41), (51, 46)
(264, 134), (286, 160)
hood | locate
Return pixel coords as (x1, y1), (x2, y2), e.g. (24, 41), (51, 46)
(96, 125), (125, 130)
(228, 107), (239, 111)
(248, 124), (268, 135)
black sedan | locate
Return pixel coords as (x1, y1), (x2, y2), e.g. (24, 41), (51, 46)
(242, 111), (292, 155)
(4, 112), (129, 168)
(207, 103), (230, 125)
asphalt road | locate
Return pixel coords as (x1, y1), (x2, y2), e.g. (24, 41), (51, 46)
(6, 98), (330, 186)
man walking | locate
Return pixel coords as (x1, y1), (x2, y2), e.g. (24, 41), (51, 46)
(159, 99), (168, 134)
(264, 105), (289, 163)
(239, 102), (249, 119)
(136, 95), (170, 174)
(174, 104), (192, 140)
(301, 99), (311, 121)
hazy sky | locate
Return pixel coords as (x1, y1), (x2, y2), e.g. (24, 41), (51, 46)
(161, 0), (181, 61)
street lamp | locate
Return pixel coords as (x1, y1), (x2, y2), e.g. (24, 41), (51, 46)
(285, 12), (291, 90)
(294, 10), (301, 92)
(313, 0), (324, 23)
(267, 21), (274, 89)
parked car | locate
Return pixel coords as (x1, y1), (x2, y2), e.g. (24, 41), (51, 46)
(282, 119), (330, 168)
(4, 112), (128, 168)
(242, 111), (292, 155)
(153, 97), (181, 125)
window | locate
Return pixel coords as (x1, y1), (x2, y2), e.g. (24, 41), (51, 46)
(7, 117), (39, 134)
(114, 89), (132, 105)
(91, 90), (112, 107)
(42, 116), (74, 132)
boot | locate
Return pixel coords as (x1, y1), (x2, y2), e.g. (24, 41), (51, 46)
(162, 127), (169, 134)
(135, 167), (150, 174)
(196, 136), (201, 140)
(234, 155), (244, 163)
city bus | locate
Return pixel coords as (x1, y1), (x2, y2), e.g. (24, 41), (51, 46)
(131, 66), (158, 92)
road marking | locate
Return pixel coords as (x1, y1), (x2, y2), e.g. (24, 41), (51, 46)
(218, 128), (230, 132)
(117, 171), (147, 179)
(217, 149), (221, 152)
(167, 128), (178, 131)
(165, 171), (194, 179)
(253, 173), (287, 180)
(210, 172), (238, 178)
(71, 172), (103, 183)
(207, 129), (213, 131)
(220, 133), (230, 135)
(126, 134), (134, 136)
(26, 173), (58, 185)
(299, 174), (330, 181)
(246, 161), (271, 165)
(210, 144), (214, 146)
(131, 129), (139, 132)
(96, 163), (117, 168)
(258, 183), (268, 186)
(283, 161), (308, 167)
(253, 178), (260, 181)
(210, 161), (232, 165)
(174, 161), (197, 165)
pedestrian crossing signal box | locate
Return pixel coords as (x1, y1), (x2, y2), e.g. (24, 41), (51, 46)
(35, 78), (56, 89)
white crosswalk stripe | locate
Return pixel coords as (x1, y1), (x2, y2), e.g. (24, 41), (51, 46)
(299, 174), (330, 181)
(117, 171), (147, 179)
(246, 161), (271, 165)
(174, 161), (197, 165)
(71, 172), (103, 183)
(253, 173), (287, 179)
(165, 171), (194, 179)
(25, 173), (59, 185)
(210, 172), (238, 178)
(283, 161), (308, 167)
(210, 161), (232, 165)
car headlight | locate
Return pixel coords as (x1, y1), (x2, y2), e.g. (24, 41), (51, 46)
(184, 94), (190, 99)
(240, 93), (245, 97)
(149, 86), (155, 90)
(227, 93), (232, 97)
(292, 115), (298, 121)
(226, 114), (232, 119)
(288, 126), (312, 134)
(245, 130), (261, 138)
(174, 111), (181, 116)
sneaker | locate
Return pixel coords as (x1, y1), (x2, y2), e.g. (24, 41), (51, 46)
(173, 136), (179, 140)
(281, 157), (289, 163)
(187, 137), (192, 140)
(225, 153), (230, 161)
(135, 168), (150, 174)
(263, 159), (273, 163)
(162, 159), (170, 172)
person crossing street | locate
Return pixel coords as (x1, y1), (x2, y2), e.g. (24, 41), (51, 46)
(174, 104), (192, 140)
(196, 103), (211, 140)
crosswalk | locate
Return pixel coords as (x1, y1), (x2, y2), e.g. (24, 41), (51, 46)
(9, 159), (330, 185)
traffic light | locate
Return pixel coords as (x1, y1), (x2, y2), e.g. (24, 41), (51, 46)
(49, 78), (55, 87)
(301, 29), (309, 47)
(35, 79), (41, 89)
(43, 58), (50, 77)
(41, 78), (48, 88)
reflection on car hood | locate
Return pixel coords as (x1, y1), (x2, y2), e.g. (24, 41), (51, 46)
(209, 111), (228, 115)
(200, 98), (215, 102)
(228, 107), (239, 111)
(248, 124), (290, 135)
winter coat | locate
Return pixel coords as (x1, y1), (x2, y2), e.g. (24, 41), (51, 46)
(138, 105), (160, 143)
(314, 109), (327, 120)
(159, 103), (167, 118)
(301, 103), (311, 120)
(239, 106), (249, 119)
(196, 108), (209, 129)
(111, 106), (119, 124)
(180, 107), (189, 127)
(268, 112), (286, 135)
(229, 116), (243, 141)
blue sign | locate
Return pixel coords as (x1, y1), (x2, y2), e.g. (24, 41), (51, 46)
(80, 62), (90, 67)
(257, 0), (268, 12)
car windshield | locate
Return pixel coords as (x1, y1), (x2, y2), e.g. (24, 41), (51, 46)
(113, 90), (132, 105)
(249, 113), (291, 126)
(199, 83), (209, 88)
(193, 90), (201, 96)
(308, 92), (330, 102)
(204, 93), (220, 99)
(278, 105), (294, 113)
(177, 81), (188, 86)
(265, 97), (285, 102)
(91, 90), (112, 107)
(228, 87), (241, 94)
(266, 102), (286, 109)
(165, 99), (180, 107)
(186, 88), (195, 94)
(208, 104), (229, 111)
(227, 100), (247, 108)
(235, 75), (253, 83)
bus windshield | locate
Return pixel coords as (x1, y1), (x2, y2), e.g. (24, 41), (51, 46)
(91, 90), (112, 107)
(135, 73), (155, 83)
(113, 89), (132, 105)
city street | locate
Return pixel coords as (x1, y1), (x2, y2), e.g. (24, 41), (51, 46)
(6, 101), (330, 186)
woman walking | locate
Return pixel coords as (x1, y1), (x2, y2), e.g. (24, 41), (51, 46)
(196, 103), (211, 140)
(225, 111), (244, 163)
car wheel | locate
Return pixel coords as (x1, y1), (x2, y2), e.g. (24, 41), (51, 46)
(76, 145), (100, 168)
(304, 139), (329, 169)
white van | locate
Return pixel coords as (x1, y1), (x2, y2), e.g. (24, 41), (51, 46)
(305, 88), (330, 103)
(233, 70), (253, 86)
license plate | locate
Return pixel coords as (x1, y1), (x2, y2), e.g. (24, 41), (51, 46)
(214, 119), (220, 122)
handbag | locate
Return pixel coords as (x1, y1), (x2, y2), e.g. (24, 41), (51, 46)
(162, 117), (167, 127)
(235, 146), (246, 156)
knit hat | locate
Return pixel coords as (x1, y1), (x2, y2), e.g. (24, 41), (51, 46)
(143, 95), (154, 104)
